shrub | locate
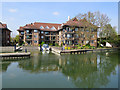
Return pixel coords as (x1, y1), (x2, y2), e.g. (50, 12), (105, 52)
(49, 43), (53, 46)
(61, 43), (63, 47)
(86, 43), (90, 46)
(85, 46), (89, 49)
(41, 41), (45, 46)
(83, 45), (85, 47)
(68, 47), (71, 50)
(65, 47), (67, 50)
(75, 45), (79, 48)
(81, 47), (84, 49)
(91, 46), (95, 49)
(78, 44), (81, 46)
(78, 46), (81, 49)
(55, 43), (59, 46)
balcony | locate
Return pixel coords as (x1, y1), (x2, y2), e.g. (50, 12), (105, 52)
(25, 33), (32, 35)
(65, 37), (74, 40)
(26, 37), (32, 40)
(64, 30), (75, 33)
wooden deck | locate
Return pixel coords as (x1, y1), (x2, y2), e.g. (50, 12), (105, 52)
(0, 52), (31, 60)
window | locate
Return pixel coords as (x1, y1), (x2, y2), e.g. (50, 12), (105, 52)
(75, 40), (78, 44)
(81, 34), (85, 38)
(86, 30), (89, 32)
(91, 28), (94, 32)
(69, 28), (73, 32)
(45, 37), (50, 41)
(66, 27), (69, 31)
(51, 26), (56, 30)
(45, 26), (49, 29)
(34, 30), (38, 33)
(34, 41), (37, 43)
(91, 35), (94, 38)
(75, 28), (78, 31)
(41, 36), (44, 39)
(41, 31), (44, 34)
(21, 32), (24, 35)
(91, 40), (94, 44)
(40, 26), (44, 29)
(66, 27), (70, 32)
(7, 41), (9, 43)
(51, 32), (53, 35)
(75, 34), (79, 38)
(26, 35), (30, 39)
(34, 35), (37, 38)
(86, 41), (89, 44)
(81, 28), (84, 32)
(26, 30), (29, 33)
(45, 32), (50, 35)
(82, 40), (84, 44)
(53, 36), (56, 40)
(63, 29), (65, 32)
(67, 34), (71, 39)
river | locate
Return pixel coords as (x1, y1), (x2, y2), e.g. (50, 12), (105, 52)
(1, 49), (120, 88)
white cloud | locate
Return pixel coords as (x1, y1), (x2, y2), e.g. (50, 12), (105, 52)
(8, 9), (17, 13)
(53, 12), (59, 15)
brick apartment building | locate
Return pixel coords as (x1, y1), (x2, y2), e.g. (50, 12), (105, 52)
(17, 17), (98, 47)
(0, 22), (11, 46)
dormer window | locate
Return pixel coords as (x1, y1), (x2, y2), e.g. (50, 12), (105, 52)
(40, 26), (44, 29)
(45, 26), (49, 29)
(51, 26), (56, 30)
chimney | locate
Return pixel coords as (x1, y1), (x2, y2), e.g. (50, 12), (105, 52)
(68, 16), (70, 21)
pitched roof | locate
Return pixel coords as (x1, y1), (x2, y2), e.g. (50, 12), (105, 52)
(34, 22), (61, 31)
(0, 22), (7, 29)
(17, 17), (98, 31)
(63, 17), (98, 28)
(17, 22), (62, 31)
(0, 22), (11, 31)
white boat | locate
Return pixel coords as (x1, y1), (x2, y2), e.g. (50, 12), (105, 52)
(38, 44), (50, 51)
(42, 44), (50, 51)
(16, 47), (23, 51)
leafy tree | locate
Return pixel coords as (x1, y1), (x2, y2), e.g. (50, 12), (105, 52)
(14, 35), (19, 43)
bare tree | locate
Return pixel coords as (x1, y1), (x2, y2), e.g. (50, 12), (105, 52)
(76, 11), (111, 43)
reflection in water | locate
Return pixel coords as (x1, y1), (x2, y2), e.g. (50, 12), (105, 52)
(2, 62), (11, 72)
(2, 50), (119, 88)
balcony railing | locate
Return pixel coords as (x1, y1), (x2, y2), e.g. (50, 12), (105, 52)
(26, 33), (32, 35)
(65, 37), (74, 40)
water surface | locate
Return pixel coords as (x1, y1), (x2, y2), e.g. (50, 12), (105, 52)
(1, 49), (119, 88)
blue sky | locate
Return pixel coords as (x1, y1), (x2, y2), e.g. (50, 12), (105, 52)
(1, 2), (118, 37)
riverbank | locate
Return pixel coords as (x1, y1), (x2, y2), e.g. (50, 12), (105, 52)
(51, 46), (119, 54)
(0, 46), (119, 53)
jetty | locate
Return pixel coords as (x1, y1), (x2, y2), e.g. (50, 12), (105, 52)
(0, 52), (31, 60)
(51, 47), (113, 55)
(51, 47), (93, 55)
